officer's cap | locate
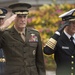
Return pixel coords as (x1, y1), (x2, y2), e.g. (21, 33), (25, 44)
(59, 9), (75, 21)
(8, 3), (31, 15)
(0, 8), (7, 18)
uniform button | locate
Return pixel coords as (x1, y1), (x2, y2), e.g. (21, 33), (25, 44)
(71, 73), (73, 75)
(24, 51), (26, 53)
(71, 56), (74, 58)
(71, 67), (74, 70)
(71, 61), (74, 64)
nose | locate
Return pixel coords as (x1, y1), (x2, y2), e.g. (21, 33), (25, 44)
(21, 17), (25, 21)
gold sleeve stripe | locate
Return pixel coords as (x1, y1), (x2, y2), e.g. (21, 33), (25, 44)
(46, 38), (57, 50)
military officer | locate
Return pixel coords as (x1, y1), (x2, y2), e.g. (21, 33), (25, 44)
(44, 9), (75, 75)
(0, 8), (7, 75)
(0, 3), (46, 75)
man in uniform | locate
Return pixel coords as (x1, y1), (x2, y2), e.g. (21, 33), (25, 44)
(0, 3), (46, 75)
(0, 8), (7, 75)
(44, 9), (75, 75)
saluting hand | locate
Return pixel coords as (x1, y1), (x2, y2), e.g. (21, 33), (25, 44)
(55, 21), (70, 36)
(0, 14), (16, 31)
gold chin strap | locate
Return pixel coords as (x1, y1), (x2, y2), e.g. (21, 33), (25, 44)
(46, 38), (57, 50)
(69, 18), (75, 21)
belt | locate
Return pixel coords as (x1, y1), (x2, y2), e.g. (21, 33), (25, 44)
(0, 58), (6, 62)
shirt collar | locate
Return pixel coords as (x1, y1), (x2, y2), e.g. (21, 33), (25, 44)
(64, 30), (74, 39)
(14, 25), (25, 35)
(73, 34), (75, 39)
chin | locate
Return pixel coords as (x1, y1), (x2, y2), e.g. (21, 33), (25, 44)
(19, 26), (26, 28)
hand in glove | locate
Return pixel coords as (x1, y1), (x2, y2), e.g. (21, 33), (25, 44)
(44, 21), (70, 51)
(55, 21), (70, 36)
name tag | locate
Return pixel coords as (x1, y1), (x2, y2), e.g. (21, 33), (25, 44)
(62, 46), (69, 49)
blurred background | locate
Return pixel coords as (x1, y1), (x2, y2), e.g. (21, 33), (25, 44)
(0, 0), (75, 75)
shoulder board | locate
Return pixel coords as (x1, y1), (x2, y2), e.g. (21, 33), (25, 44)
(27, 27), (38, 32)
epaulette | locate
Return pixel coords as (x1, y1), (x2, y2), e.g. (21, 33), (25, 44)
(27, 27), (39, 32)
(31, 28), (38, 32)
(3, 27), (10, 32)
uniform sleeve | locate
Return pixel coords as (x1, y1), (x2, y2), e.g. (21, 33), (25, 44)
(0, 31), (4, 48)
(43, 34), (60, 55)
(36, 32), (46, 75)
(43, 46), (55, 55)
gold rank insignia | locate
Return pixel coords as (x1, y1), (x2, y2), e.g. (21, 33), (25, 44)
(73, 11), (75, 16)
(69, 11), (75, 21)
(46, 38), (57, 50)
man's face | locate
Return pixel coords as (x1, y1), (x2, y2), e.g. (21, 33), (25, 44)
(0, 18), (4, 26)
(15, 14), (28, 29)
(66, 21), (75, 35)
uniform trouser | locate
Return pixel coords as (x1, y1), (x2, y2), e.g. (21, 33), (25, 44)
(0, 62), (5, 75)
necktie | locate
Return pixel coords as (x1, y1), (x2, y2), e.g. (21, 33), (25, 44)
(20, 33), (25, 42)
(70, 36), (74, 46)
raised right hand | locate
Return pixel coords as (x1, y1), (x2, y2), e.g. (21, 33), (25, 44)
(57, 21), (70, 34)
(0, 14), (16, 31)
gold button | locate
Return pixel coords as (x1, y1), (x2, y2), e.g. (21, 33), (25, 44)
(71, 56), (74, 58)
(71, 61), (74, 64)
(71, 73), (73, 75)
(71, 67), (74, 70)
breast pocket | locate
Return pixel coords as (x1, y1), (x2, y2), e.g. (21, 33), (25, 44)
(7, 42), (21, 48)
(7, 42), (22, 56)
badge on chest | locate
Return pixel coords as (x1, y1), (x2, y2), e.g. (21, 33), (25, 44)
(29, 33), (38, 42)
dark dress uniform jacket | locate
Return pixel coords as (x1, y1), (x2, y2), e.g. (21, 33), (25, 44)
(0, 27), (46, 75)
(0, 49), (5, 75)
(44, 32), (75, 75)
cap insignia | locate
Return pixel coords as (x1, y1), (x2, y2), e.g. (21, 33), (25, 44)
(73, 12), (75, 16)
(0, 9), (3, 14)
